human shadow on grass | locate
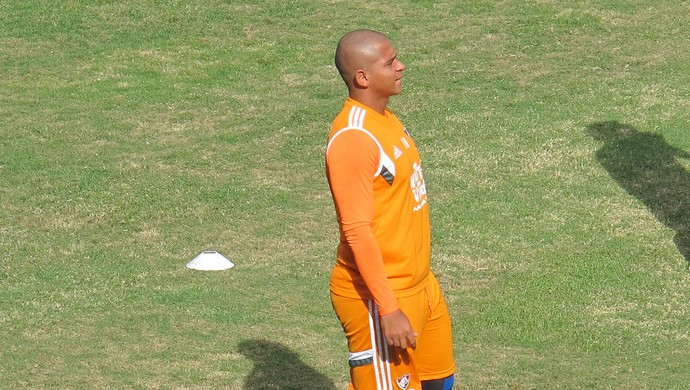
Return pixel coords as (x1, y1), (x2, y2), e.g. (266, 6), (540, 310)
(238, 339), (336, 390)
(587, 121), (690, 266)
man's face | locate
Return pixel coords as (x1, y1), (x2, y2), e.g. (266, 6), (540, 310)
(365, 39), (406, 98)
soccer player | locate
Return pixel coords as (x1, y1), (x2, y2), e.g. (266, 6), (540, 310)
(325, 29), (456, 390)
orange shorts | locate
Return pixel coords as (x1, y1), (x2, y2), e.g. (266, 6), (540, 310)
(331, 272), (455, 390)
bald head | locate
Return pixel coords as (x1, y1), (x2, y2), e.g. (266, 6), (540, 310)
(335, 29), (391, 87)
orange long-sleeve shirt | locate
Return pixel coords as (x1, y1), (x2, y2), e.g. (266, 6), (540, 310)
(326, 98), (431, 315)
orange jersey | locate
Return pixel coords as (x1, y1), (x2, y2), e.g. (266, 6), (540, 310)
(326, 98), (431, 315)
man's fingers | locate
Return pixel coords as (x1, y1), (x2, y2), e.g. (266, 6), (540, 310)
(387, 336), (398, 348)
(407, 333), (417, 350)
(387, 335), (406, 349)
(387, 334), (416, 350)
(380, 310), (417, 349)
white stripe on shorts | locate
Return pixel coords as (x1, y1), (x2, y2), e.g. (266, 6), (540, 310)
(368, 299), (392, 390)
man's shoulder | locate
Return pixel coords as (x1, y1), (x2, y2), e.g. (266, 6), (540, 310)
(333, 103), (398, 133)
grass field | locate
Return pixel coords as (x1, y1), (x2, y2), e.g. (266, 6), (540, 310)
(2, 1), (689, 389)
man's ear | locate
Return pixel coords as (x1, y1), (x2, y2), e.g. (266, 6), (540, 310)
(353, 69), (369, 88)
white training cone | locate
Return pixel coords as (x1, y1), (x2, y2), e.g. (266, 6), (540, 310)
(186, 250), (235, 271)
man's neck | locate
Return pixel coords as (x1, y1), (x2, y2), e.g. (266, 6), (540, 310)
(349, 92), (388, 115)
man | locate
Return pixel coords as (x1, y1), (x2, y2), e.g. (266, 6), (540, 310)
(325, 29), (456, 390)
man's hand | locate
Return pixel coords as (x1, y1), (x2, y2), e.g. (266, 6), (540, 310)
(380, 309), (417, 349)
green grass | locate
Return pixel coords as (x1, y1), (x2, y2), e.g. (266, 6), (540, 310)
(2, 1), (689, 389)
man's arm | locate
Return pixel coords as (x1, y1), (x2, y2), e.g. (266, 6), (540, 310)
(326, 130), (417, 349)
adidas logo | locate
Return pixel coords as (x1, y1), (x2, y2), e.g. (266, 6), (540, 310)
(394, 146), (403, 159)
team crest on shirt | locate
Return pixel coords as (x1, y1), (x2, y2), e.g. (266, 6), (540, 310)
(396, 373), (411, 389)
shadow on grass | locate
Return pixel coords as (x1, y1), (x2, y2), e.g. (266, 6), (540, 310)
(587, 121), (690, 266)
(238, 339), (336, 390)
